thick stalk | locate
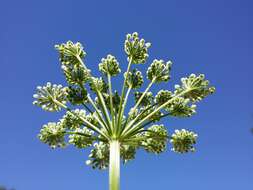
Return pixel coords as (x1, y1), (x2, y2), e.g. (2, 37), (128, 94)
(109, 140), (120, 190)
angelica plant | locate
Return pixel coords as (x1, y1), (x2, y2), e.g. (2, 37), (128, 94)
(33, 32), (215, 190)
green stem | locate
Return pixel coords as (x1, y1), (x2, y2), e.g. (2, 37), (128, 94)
(53, 99), (110, 140)
(121, 79), (155, 135)
(108, 74), (115, 131)
(97, 91), (112, 128)
(117, 57), (132, 131)
(109, 140), (120, 190)
(116, 86), (132, 136)
(87, 94), (111, 134)
(132, 78), (155, 112)
(123, 90), (190, 138)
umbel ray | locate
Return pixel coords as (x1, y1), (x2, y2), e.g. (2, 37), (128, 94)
(33, 32), (215, 190)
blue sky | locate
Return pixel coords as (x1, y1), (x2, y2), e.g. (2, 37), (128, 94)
(0, 0), (252, 189)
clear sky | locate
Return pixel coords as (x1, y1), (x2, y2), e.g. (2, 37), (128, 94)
(0, 0), (252, 190)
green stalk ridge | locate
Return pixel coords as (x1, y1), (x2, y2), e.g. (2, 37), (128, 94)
(109, 140), (120, 190)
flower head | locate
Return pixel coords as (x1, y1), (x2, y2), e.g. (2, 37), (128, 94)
(55, 41), (86, 65)
(62, 65), (91, 85)
(134, 91), (154, 107)
(89, 77), (108, 93)
(166, 97), (197, 117)
(141, 125), (168, 154)
(67, 86), (88, 105)
(147, 59), (172, 83)
(33, 82), (67, 111)
(124, 32), (151, 64)
(69, 127), (94, 149)
(124, 69), (143, 89)
(155, 90), (173, 105)
(60, 109), (86, 130)
(170, 129), (198, 153)
(86, 142), (109, 170)
(99, 54), (121, 76)
(174, 74), (215, 102)
(38, 122), (66, 148)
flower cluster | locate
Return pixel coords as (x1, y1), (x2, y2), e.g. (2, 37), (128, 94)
(69, 127), (94, 148)
(62, 65), (91, 85)
(86, 112), (100, 126)
(166, 97), (197, 117)
(124, 32), (151, 64)
(38, 122), (66, 148)
(141, 125), (168, 154)
(120, 145), (136, 164)
(33, 82), (68, 112)
(170, 129), (198, 153)
(55, 41), (86, 65)
(128, 106), (163, 123)
(99, 54), (121, 76)
(125, 69), (143, 89)
(134, 91), (153, 107)
(103, 91), (121, 113)
(89, 77), (108, 93)
(174, 74), (215, 102)
(155, 90), (173, 105)
(147, 59), (172, 83)
(86, 142), (110, 170)
(60, 109), (86, 130)
(67, 86), (88, 105)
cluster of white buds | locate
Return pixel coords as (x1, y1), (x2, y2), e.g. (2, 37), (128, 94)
(103, 91), (121, 113)
(85, 112), (100, 126)
(120, 145), (136, 164)
(141, 125), (168, 154)
(147, 59), (172, 83)
(89, 77), (108, 93)
(174, 74), (215, 102)
(38, 122), (66, 148)
(166, 97), (197, 117)
(134, 91), (153, 107)
(99, 54), (121, 76)
(60, 109), (86, 130)
(155, 90), (173, 105)
(69, 127), (94, 149)
(33, 82), (68, 112)
(124, 69), (144, 89)
(170, 129), (198, 153)
(62, 65), (91, 85)
(55, 41), (86, 65)
(128, 106), (162, 123)
(66, 86), (88, 105)
(124, 32), (151, 64)
(86, 142), (110, 170)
